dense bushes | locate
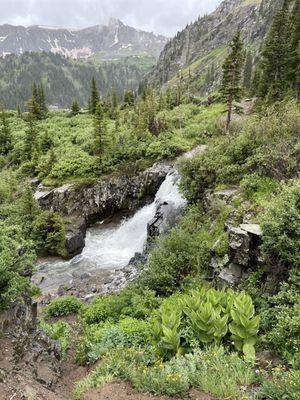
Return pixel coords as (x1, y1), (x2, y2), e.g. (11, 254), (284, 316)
(75, 345), (255, 399)
(151, 287), (259, 361)
(259, 270), (300, 368)
(0, 222), (35, 310)
(180, 101), (300, 202)
(261, 181), (300, 270)
(139, 204), (230, 295)
(43, 295), (83, 319)
(32, 210), (66, 257)
(82, 288), (161, 325)
(76, 317), (151, 365)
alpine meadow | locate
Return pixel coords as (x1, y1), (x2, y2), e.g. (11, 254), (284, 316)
(0, 0), (299, 399)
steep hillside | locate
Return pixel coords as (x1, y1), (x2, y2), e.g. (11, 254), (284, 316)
(149, 0), (283, 94)
(0, 18), (167, 60)
(0, 52), (155, 109)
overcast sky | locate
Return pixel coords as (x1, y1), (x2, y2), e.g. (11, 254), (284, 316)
(0, 0), (222, 36)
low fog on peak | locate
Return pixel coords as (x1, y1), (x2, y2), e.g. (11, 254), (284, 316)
(0, 0), (222, 36)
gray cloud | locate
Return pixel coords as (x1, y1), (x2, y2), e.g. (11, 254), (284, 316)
(0, 0), (222, 36)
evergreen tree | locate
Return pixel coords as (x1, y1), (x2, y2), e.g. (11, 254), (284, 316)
(28, 91), (41, 120)
(37, 83), (48, 118)
(18, 185), (40, 229)
(243, 51), (253, 92)
(71, 99), (80, 116)
(40, 130), (54, 153)
(123, 90), (135, 107)
(0, 108), (12, 155)
(17, 104), (22, 118)
(93, 102), (109, 161)
(259, 1), (292, 102)
(24, 101), (38, 159)
(250, 66), (262, 96)
(89, 77), (100, 114)
(287, 0), (300, 98)
(220, 31), (245, 132)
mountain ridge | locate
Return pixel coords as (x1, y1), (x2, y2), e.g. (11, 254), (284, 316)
(0, 19), (167, 60)
(148, 0), (284, 94)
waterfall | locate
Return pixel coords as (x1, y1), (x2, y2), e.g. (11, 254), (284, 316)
(34, 170), (186, 294)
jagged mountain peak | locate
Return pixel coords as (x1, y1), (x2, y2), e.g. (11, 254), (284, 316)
(0, 19), (167, 60)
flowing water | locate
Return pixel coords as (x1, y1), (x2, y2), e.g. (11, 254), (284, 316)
(34, 170), (186, 295)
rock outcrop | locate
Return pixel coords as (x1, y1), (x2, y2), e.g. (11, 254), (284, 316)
(0, 298), (61, 393)
(205, 187), (263, 286)
(216, 223), (263, 285)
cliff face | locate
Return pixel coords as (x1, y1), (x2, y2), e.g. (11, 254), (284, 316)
(148, 0), (283, 91)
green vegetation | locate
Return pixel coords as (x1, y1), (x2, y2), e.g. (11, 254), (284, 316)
(0, 52), (156, 109)
(74, 345), (255, 399)
(259, 367), (300, 400)
(0, 3), (299, 399)
(43, 295), (83, 319)
(220, 30), (245, 131)
(40, 320), (71, 357)
(139, 204), (230, 295)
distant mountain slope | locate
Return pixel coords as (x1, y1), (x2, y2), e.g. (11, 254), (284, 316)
(0, 52), (156, 109)
(148, 0), (283, 94)
(0, 18), (167, 60)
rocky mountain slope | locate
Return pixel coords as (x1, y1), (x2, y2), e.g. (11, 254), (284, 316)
(0, 18), (167, 60)
(148, 0), (283, 94)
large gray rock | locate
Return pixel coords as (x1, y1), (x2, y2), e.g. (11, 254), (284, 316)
(35, 163), (171, 220)
(229, 227), (251, 267)
(147, 200), (185, 240)
(216, 223), (263, 286)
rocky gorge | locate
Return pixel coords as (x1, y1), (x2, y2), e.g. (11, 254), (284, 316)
(34, 162), (172, 258)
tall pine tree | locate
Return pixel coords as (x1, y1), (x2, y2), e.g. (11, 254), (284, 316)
(259, 1), (292, 102)
(243, 51), (253, 92)
(93, 102), (109, 162)
(24, 100), (38, 160)
(89, 77), (100, 114)
(0, 108), (12, 156)
(220, 31), (245, 132)
(287, 0), (300, 98)
(71, 99), (80, 116)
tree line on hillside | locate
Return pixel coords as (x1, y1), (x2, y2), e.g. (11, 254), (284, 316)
(0, 52), (155, 110)
(0, 0), (299, 161)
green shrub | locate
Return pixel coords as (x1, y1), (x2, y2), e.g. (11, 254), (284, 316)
(82, 288), (161, 325)
(260, 270), (300, 368)
(32, 210), (67, 257)
(187, 346), (255, 398)
(43, 295), (83, 318)
(77, 318), (151, 365)
(261, 180), (300, 270)
(41, 320), (71, 357)
(0, 222), (35, 310)
(240, 173), (279, 204)
(259, 367), (300, 400)
(139, 206), (217, 296)
(151, 287), (259, 360)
